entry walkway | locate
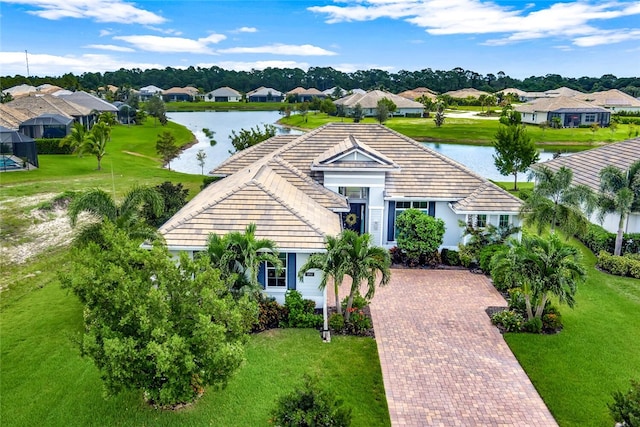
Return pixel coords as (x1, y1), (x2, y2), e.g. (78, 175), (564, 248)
(369, 269), (558, 426)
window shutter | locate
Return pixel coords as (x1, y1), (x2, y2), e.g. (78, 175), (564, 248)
(428, 202), (436, 217)
(258, 262), (265, 289)
(387, 201), (396, 241)
(287, 253), (296, 290)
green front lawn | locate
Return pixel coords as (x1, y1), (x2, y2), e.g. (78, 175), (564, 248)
(506, 240), (640, 427)
(0, 250), (389, 426)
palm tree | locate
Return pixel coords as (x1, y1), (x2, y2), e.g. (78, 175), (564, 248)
(340, 230), (391, 322)
(491, 234), (586, 320)
(597, 160), (640, 256)
(60, 122), (88, 156)
(82, 122), (111, 170)
(68, 186), (163, 246)
(521, 165), (595, 238)
(298, 235), (347, 315)
(206, 223), (281, 297)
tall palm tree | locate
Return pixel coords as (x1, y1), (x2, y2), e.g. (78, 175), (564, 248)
(340, 230), (391, 322)
(206, 223), (281, 297)
(298, 234), (347, 315)
(491, 234), (586, 320)
(60, 122), (88, 156)
(522, 165), (595, 237)
(68, 186), (163, 246)
(82, 122), (111, 170)
(598, 160), (640, 256)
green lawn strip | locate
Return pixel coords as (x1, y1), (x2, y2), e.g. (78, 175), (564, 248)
(0, 119), (203, 199)
(166, 101), (285, 112)
(0, 275), (389, 426)
(505, 242), (640, 427)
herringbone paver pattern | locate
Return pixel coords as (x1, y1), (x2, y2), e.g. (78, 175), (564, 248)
(369, 269), (558, 427)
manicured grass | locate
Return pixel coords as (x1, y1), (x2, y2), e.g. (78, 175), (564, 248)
(0, 267), (389, 426)
(166, 101), (285, 112)
(505, 241), (640, 427)
(279, 113), (633, 148)
(0, 119), (203, 199)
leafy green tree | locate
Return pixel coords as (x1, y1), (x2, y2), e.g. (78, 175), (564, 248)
(433, 101), (445, 127)
(395, 208), (445, 265)
(68, 186), (163, 246)
(297, 102), (309, 122)
(60, 224), (256, 406)
(340, 230), (391, 322)
(206, 223), (281, 297)
(320, 98), (337, 115)
(60, 121), (88, 155)
(134, 109), (147, 125)
(97, 111), (117, 126)
(271, 375), (352, 427)
(490, 233), (585, 320)
(229, 124), (276, 154)
(331, 87), (344, 99)
(156, 130), (180, 171)
(499, 105), (521, 125)
(82, 121), (111, 170)
(141, 181), (189, 228)
(351, 103), (363, 123)
(493, 124), (539, 190)
(298, 235), (348, 316)
(375, 98), (396, 125)
(522, 165), (595, 237)
(196, 149), (207, 175)
(145, 95), (166, 127)
(597, 160), (640, 255)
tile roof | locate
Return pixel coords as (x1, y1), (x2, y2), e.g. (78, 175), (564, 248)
(515, 96), (610, 114)
(212, 135), (298, 176)
(444, 88), (491, 98)
(312, 134), (400, 171)
(573, 89), (640, 108)
(534, 138), (640, 192)
(159, 163), (341, 250)
(0, 104), (30, 129)
(450, 182), (523, 213)
(5, 94), (92, 119)
(207, 86), (241, 97)
(247, 86), (283, 97)
(56, 91), (118, 112)
(334, 90), (424, 109)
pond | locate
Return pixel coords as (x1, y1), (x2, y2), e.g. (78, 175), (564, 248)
(168, 112), (555, 182)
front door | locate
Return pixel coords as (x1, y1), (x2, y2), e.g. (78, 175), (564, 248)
(343, 203), (366, 234)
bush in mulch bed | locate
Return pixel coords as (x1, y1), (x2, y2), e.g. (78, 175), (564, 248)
(487, 288), (564, 335)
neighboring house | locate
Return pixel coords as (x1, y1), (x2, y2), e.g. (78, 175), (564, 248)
(36, 84), (63, 95)
(138, 85), (164, 101)
(5, 94), (94, 128)
(0, 104), (30, 130)
(444, 88), (491, 99)
(2, 84), (37, 99)
(56, 91), (119, 114)
(19, 113), (73, 139)
(158, 123), (522, 307)
(544, 86), (583, 98)
(497, 88), (529, 102)
(162, 87), (199, 102)
(515, 96), (611, 127)
(397, 87), (438, 101)
(573, 89), (640, 114)
(0, 126), (39, 169)
(533, 137), (640, 234)
(322, 87), (347, 98)
(334, 90), (424, 117)
(204, 87), (242, 102)
(286, 87), (326, 102)
(247, 87), (284, 102)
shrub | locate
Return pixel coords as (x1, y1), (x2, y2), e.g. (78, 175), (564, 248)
(389, 246), (405, 264)
(36, 138), (73, 154)
(507, 288), (527, 313)
(396, 208), (445, 265)
(344, 308), (372, 335)
(329, 312), (345, 332)
(522, 317), (543, 334)
(341, 294), (369, 312)
(598, 251), (640, 278)
(579, 223), (640, 256)
(457, 244), (475, 268)
(478, 244), (507, 273)
(608, 379), (640, 427)
(282, 290), (322, 328)
(441, 248), (461, 266)
(491, 310), (523, 332)
(253, 296), (286, 333)
(542, 309), (563, 333)
(271, 375), (352, 427)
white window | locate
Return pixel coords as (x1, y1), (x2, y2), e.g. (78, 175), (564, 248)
(393, 201), (431, 240)
(339, 187), (368, 199)
(267, 253), (287, 288)
(585, 114), (596, 123)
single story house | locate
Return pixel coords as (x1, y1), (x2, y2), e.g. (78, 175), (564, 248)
(55, 91), (119, 114)
(533, 137), (640, 234)
(573, 89), (640, 114)
(322, 87), (347, 98)
(516, 96), (611, 127)
(5, 94), (94, 128)
(247, 87), (284, 103)
(443, 88), (490, 99)
(158, 123), (522, 307)
(0, 126), (39, 169)
(0, 104), (30, 130)
(497, 88), (529, 102)
(162, 87), (199, 102)
(397, 87), (438, 101)
(19, 113), (73, 139)
(334, 90), (424, 117)
(138, 85), (164, 101)
(286, 87), (327, 102)
(1, 84), (37, 99)
(204, 87), (242, 102)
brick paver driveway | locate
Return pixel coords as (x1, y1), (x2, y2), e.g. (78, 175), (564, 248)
(369, 269), (558, 427)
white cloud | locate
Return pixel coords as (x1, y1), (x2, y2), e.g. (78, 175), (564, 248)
(197, 60), (311, 72)
(3, 0), (166, 24)
(309, 0), (640, 47)
(113, 33), (227, 54)
(218, 44), (337, 56)
(573, 29), (640, 47)
(0, 51), (164, 76)
(145, 26), (183, 36)
(84, 44), (135, 52)
(235, 26), (258, 33)
(99, 29), (114, 37)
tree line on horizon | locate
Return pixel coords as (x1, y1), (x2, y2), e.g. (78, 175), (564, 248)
(2, 66), (639, 97)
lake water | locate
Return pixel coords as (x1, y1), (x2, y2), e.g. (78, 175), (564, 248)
(168, 111), (554, 181)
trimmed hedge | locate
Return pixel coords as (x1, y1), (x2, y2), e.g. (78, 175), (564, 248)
(578, 223), (640, 256)
(597, 251), (640, 279)
(35, 138), (73, 154)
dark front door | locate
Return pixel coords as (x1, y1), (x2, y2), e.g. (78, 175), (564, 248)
(343, 203), (366, 234)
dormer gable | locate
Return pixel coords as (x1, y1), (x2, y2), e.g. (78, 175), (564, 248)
(311, 135), (400, 171)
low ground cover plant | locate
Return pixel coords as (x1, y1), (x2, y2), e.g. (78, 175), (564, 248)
(609, 379), (640, 427)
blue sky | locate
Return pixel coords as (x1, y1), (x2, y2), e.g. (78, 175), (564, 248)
(1, 0), (639, 79)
